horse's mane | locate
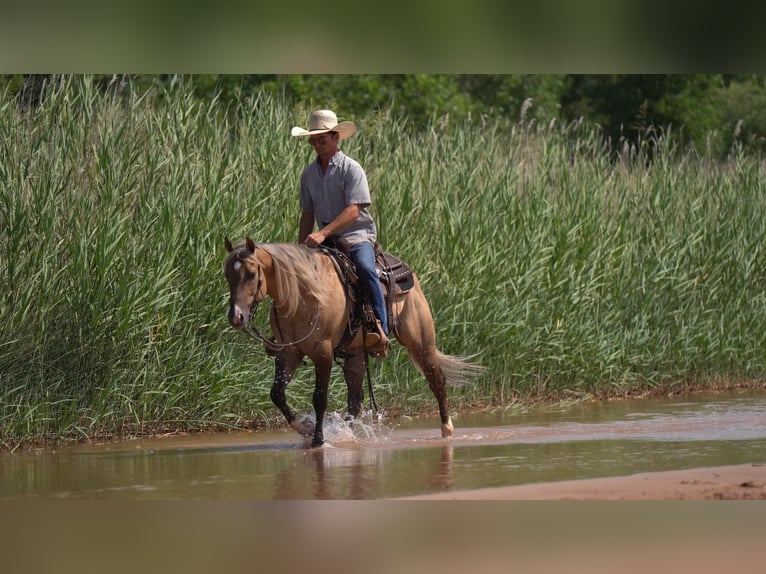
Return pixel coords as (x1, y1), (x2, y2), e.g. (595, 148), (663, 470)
(238, 242), (333, 317)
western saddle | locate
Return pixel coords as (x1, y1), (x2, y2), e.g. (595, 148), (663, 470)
(318, 238), (414, 352)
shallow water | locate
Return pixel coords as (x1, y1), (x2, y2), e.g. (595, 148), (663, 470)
(2, 390), (765, 499)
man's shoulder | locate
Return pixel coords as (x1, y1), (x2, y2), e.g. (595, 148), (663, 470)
(335, 151), (366, 173)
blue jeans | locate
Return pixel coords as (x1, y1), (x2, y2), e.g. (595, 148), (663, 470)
(349, 242), (389, 336)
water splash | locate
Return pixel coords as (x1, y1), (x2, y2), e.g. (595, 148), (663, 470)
(320, 410), (392, 445)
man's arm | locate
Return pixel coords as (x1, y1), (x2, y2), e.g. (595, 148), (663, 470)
(299, 211), (315, 244)
(302, 204), (361, 248)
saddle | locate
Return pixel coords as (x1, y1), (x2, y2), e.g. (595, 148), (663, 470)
(319, 238), (415, 348)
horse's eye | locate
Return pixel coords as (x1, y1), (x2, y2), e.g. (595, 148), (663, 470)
(244, 271), (256, 281)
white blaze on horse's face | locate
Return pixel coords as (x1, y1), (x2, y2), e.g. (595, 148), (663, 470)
(226, 253), (262, 329)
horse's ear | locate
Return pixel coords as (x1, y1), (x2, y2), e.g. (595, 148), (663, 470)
(224, 237), (234, 252)
(246, 237), (257, 253)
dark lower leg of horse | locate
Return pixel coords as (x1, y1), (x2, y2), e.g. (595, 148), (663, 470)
(342, 352), (366, 420)
(311, 385), (328, 447)
(311, 362), (332, 447)
(269, 382), (293, 422)
(271, 354), (302, 433)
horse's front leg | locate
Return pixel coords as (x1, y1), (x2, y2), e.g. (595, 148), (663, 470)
(270, 351), (307, 435)
(311, 354), (333, 447)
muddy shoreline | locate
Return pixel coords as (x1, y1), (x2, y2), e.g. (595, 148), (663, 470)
(401, 462), (766, 500)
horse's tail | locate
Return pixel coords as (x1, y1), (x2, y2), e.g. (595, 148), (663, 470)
(436, 350), (485, 386)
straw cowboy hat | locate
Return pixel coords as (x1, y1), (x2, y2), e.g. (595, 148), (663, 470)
(291, 109), (357, 139)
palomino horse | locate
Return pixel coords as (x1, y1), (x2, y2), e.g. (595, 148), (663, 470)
(224, 237), (481, 447)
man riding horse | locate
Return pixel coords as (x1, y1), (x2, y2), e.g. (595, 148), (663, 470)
(223, 111), (481, 446)
(292, 110), (389, 358)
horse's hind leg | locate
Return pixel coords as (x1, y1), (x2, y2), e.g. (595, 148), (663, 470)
(342, 349), (366, 419)
(395, 278), (454, 438)
(397, 334), (453, 436)
(411, 348), (454, 438)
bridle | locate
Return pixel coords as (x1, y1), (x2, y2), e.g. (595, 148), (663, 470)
(242, 299), (320, 352)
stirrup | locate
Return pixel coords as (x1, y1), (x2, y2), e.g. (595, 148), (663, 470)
(367, 339), (389, 359)
(366, 321), (389, 358)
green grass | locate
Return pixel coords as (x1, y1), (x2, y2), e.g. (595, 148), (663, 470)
(2, 77), (766, 447)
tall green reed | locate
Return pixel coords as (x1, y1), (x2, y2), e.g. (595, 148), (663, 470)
(1, 77), (765, 446)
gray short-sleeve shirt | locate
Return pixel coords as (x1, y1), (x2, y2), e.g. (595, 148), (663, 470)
(299, 151), (377, 245)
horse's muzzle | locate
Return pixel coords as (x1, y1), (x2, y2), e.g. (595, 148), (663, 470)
(228, 300), (249, 329)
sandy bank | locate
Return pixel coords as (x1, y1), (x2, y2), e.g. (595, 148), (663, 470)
(401, 462), (766, 500)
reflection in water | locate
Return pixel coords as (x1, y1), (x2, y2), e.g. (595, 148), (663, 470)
(305, 448), (374, 499)
(431, 446), (454, 493)
(1, 391), (765, 499)
(272, 444), (455, 499)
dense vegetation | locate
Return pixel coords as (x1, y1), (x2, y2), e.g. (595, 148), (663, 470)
(2, 76), (765, 448)
(6, 74), (766, 159)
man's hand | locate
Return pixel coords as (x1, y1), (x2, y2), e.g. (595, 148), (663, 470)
(303, 230), (327, 248)
(301, 204), (361, 248)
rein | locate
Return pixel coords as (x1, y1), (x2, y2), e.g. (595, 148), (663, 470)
(242, 299), (320, 352)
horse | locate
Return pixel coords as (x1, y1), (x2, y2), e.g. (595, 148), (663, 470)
(223, 237), (481, 447)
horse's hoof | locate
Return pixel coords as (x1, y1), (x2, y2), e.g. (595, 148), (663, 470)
(290, 415), (315, 437)
(441, 417), (454, 438)
(311, 437), (324, 448)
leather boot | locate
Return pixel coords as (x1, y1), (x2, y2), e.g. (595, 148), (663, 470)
(366, 320), (389, 358)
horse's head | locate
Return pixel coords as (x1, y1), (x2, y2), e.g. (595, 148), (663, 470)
(224, 237), (265, 329)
